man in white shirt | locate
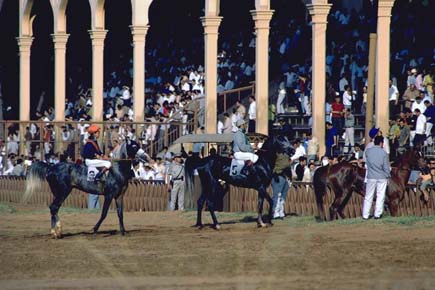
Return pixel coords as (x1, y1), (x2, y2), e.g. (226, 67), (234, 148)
(389, 80), (399, 117)
(290, 139), (306, 163)
(411, 96), (426, 114)
(248, 96), (256, 133)
(339, 74), (349, 93)
(120, 86), (132, 107)
(143, 163), (157, 181)
(342, 85), (354, 111)
(414, 108), (426, 149)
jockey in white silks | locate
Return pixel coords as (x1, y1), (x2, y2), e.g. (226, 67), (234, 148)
(232, 119), (259, 166)
(82, 124), (111, 181)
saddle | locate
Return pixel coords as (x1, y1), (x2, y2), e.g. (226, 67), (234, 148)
(230, 159), (254, 177)
(87, 166), (106, 182)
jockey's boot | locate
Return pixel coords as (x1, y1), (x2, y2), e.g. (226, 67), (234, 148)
(95, 167), (109, 182)
(241, 160), (254, 176)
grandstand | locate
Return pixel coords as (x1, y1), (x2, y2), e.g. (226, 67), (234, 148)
(0, 0), (434, 172)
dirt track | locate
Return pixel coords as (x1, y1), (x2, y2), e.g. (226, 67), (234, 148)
(1, 204), (435, 289)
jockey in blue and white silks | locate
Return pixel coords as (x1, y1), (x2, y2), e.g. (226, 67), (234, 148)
(82, 124), (111, 181)
(232, 119), (259, 166)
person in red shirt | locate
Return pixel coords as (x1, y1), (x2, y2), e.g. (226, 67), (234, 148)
(331, 95), (345, 137)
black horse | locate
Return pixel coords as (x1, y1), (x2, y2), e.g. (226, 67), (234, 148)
(25, 140), (140, 238)
(313, 149), (423, 221)
(185, 135), (294, 229)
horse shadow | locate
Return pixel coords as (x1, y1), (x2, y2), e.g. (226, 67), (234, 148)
(53, 229), (148, 239)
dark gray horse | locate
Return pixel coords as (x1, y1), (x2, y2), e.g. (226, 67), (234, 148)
(185, 135), (294, 229)
(25, 140), (140, 238)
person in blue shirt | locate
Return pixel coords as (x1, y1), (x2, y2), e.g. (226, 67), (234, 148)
(424, 100), (435, 145)
(325, 122), (337, 157)
(82, 125), (111, 182)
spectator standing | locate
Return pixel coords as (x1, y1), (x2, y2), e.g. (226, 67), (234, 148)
(403, 84), (419, 109)
(389, 80), (399, 117)
(247, 96), (256, 133)
(277, 82), (287, 114)
(342, 85), (353, 111)
(411, 96), (426, 114)
(331, 96), (344, 138)
(290, 139), (306, 163)
(397, 118), (410, 155)
(414, 108), (427, 150)
(271, 151), (291, 219)
(362, 136), (391, 220)
(325, 122), (338, 158)
(388, 118), (401, 160)
(153, 157), (166, 182)
(167, 152), (185, 211)
(295, 156), (307, 181)
(424, 100), (435, 145)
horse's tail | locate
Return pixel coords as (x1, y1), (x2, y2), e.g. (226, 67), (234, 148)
(23, 161), (50, 203)
(184, 156), (199, 196)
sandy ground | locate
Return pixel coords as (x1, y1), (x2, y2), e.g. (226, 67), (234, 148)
(1, 203), (435, 290)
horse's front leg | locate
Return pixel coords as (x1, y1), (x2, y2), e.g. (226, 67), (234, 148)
(195, 194), (206, 229)
(115, 196), (126, 235)
(337, 191), (353, 219)
(93, 196), (112, 236)
(260, 188), (274, 226)
(257, 194), (267, 228)
(207, 199), (221, 230)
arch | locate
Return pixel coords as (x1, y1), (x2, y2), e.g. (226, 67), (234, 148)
(52, 0), (68, 33)
(89, 0), (153, 29)
(29, 0), (55, 116)
(65, 0), (92, 96)
(21, 0), (36, 36)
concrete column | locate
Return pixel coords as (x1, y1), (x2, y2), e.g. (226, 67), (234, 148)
(89, 29), (107, 122)
(375, 0), (395, 134)
(307, 3), (331, 156)
(130, 25), (148, 123)
(201, 16), (222, 134)
(17, 36), (33, 122)
(52, 33), (69, 153)
(17, 36), (33, 154)
(52, 33), (69, 121)
(251, 9), (273, 135)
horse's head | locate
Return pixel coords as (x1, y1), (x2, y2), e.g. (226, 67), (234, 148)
(125, 138), (140, 159)
(268, 135), (295, 157)
(396, 149), (424, 170)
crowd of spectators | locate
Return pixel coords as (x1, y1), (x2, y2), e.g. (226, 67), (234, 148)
(2, 0), (435, 176)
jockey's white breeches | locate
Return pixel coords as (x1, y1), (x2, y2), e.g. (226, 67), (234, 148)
(85, 159), (112, 169)
(234, 152), (259, 163)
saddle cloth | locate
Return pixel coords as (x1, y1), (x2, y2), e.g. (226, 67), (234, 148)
(230, 159), (245, 177)
(87, 166), (98, 182)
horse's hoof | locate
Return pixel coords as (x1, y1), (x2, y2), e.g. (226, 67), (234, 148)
(50, 229), (58, 239)
(120, 231), (126, 236)
(214, 224), (221, 230)
(54, 223), (62, 239)
(195, 224), (204, 230)
(257, 222), (267, 228)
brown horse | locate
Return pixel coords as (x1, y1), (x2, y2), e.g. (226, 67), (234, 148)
(313, 150), (423, 221)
